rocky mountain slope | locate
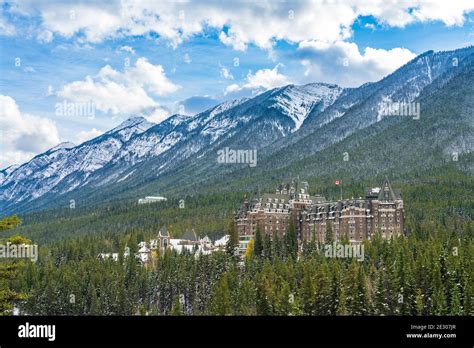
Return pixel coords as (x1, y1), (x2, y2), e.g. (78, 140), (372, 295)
(1, 46), (473, 214)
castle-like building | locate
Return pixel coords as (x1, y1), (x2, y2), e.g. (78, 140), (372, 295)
(235, 178), (404, 253)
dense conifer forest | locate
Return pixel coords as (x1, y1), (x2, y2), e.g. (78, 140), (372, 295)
(1, 171), (472, 316)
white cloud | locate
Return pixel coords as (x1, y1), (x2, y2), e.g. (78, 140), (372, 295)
(143, 106), (171, 124)
(183, 53), (192, 64)
(244, 64), (291, 90)
(225, 84), (240, 94)
(411, 1), (474, 26)
(57, 57), (179, 115)
(39, 3), (123, 43)
(119, 45), (135, 54)
(226, 64), (291, 94)
(364, 23), (376, 30)
(0, 95), (60, 167)
(357, 0), (474, 27)
(37, 29), (53, 43)
(297, 41), (416, 87)
(220, 66), (234, 80)
(0, 16), (16, 36)
(125, 58), (180, 96)
(3, 1), (473, 50)
(74, 127), (104, 144)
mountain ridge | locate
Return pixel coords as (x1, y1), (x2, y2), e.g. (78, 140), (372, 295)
(1, 46), (473, 215)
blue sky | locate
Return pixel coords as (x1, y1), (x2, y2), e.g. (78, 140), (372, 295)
(0, 0), (473, 167)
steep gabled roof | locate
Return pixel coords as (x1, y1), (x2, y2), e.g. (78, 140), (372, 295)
(158, 226), (169, 237)
(377, 178), (401, 201)
(182, 229), (198, 242)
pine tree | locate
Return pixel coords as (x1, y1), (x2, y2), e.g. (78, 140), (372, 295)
(373, 271), (388, 315)
(346, 261), (370, 315)
(263, 234), (272, 260)
(450, 283), (462, 315)
(300, 264), (316, 315)
(354, 265), (371, 315)
(170, 296), (183, 315)
(211, 273), (233, 315)
(235, 278), (256, 315)
(0, 215), (28, 315)
(315, 261), (331, 315)
(396, 246), (416, 315)
(285, 219), (297, 260)
(226, 220), (239, 256)
(325, 221), (334, 244)
(415, 288), (425, 315)
(254, 226), (263, 258)
(462, 272), (473, 315)
(432, 261), (448, 315)
(328, 261), (343, 315)
(336, 284), (348, 315)
(255, 265), (273, 315)
(273, 234), (284, 261)
(90, 283), (100, 314)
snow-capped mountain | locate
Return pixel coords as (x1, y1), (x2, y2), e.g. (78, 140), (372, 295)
(81, 84), (338, 191)
(269, 83), (343, 131)
(103, 116), (155, 141)
(263, 46), (474, 161)
(1, 46), (473, 214)
(0, 117), (154, 205)
(0, 82), (333, 212)
(0, 164), (20, 185)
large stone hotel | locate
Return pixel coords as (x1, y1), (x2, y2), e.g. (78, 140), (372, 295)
(235, 178), (404, 253)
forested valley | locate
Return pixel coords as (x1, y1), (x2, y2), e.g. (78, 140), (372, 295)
(1, 172), (472, 316)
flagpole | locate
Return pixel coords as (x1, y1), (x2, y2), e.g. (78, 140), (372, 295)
(335, 180), (343, 200)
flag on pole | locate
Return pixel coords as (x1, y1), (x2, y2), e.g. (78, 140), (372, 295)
(335, 180), (341, 185)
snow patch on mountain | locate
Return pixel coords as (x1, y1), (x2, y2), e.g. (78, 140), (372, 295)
(201, 117), (239, 143)
(104, 116), (155, 141)
(48, 142), (76, 152)
(270, 83), (343, 131)
(209, 97), (249, 117)
(117, 169), (136, 183)
(187, 97), (249, 131)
